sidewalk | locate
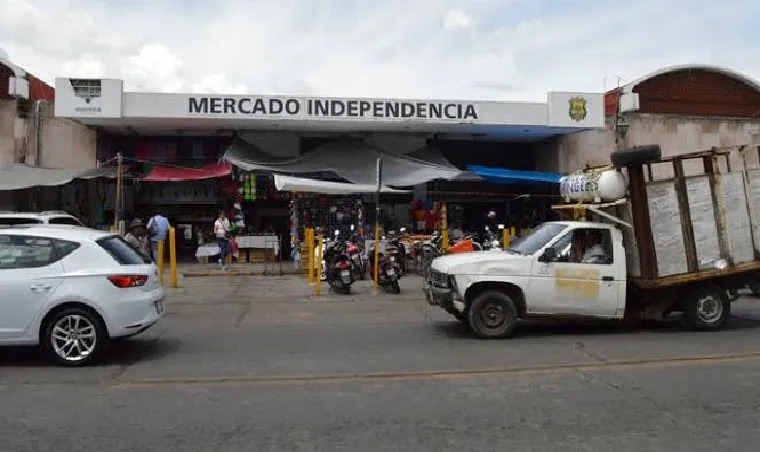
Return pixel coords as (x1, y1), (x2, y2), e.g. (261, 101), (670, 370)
(179, 261), (303, 277)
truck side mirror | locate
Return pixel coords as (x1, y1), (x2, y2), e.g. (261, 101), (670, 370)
(539, 248), (556, 262)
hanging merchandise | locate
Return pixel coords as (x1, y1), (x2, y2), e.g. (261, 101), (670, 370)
(250, 174), (257, 201)
(232, 202), (245, 229)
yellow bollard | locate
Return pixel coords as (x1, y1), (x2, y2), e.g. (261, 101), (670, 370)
(169, 227), (178, 288)
(157, 240), (165, 285)
(440, 201), (449, 250)
(314, 234), (323, 296)
(510, 226), (516, 239)
(110, 225), (118, 233)
(306, 228), (315, 283)
(373, 223), (380, 288)
(503, 228), (510, 249)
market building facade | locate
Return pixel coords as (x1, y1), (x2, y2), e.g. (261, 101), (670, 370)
(49, 77), (606, 260)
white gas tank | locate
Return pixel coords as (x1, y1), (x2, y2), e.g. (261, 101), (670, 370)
(559, 170), (627, 202)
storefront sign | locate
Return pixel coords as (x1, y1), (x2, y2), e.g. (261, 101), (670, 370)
(187, 96), (479, 120)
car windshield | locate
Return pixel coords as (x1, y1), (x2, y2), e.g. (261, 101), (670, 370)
(506, 223), (567, 255)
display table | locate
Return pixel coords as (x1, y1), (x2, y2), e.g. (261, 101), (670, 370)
(235, 235), (280, 263)
(195, 235), (280, 264)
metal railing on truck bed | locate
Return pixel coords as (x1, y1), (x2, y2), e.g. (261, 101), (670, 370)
(555, 145), (760, 290)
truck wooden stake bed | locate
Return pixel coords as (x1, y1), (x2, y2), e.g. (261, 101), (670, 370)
(424, 144), (760, 339)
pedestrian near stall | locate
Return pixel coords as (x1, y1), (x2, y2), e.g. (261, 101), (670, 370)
(146, 210), (170, 263)
(214, 210), (231, 270)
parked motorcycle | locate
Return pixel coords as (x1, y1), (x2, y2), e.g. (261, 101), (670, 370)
(346, 226), (367, 280)
(321, 230), (355, 294)
(480, 226), (502, 250)
(368, 240), (402, 294)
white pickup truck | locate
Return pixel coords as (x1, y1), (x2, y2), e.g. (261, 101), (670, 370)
(425, 145), (760, 338)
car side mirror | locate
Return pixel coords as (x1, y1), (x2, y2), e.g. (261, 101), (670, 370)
(539, 248), (556, 262)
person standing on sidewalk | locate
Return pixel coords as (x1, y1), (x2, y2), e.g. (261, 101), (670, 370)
(214, 210), (231, 270)
(124, 219), (151, 261)
(146, 210), (170, 263)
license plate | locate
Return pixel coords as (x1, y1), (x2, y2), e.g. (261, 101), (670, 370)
(386, 268), (395, 276)
(154, 300), (164, 314)
(341, 270), (350, 277)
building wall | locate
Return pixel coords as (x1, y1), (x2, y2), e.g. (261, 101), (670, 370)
(0, 99), (26, 165)
(554, 114), (760, 176)
(38, 103), (97, 168)
(0, 100), (96, 168)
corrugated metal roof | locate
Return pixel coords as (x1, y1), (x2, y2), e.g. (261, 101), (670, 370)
(0, 60), (54, 102)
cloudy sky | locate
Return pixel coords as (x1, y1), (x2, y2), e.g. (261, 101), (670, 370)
(0, 0), (757, 101)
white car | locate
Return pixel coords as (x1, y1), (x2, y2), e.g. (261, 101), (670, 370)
(0, 225), (165, 366)
(0, 210), (85, 226)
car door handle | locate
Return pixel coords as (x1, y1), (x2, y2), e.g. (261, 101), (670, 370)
(29, 284), (52, 292)
(602, 276), (614, 282)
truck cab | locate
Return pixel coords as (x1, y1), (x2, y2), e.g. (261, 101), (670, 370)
(426, 220), (627, 339)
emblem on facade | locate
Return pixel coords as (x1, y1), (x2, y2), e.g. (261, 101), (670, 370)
(568, 96), (587, 122)
(70, 79), (102, 104)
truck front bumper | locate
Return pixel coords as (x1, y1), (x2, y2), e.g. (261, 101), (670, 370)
(426, 284), (455, 309)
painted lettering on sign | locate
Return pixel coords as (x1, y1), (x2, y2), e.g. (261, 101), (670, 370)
(187, 96), (479, 120)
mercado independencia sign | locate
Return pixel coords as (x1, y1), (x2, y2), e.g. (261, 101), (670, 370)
(187, 96), (479, 120)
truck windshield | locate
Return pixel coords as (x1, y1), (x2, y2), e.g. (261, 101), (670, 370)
(506, 223), (567, 255)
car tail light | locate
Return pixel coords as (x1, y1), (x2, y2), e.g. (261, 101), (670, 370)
(108, 275), (148, 288)
(336, 261), (351, 269)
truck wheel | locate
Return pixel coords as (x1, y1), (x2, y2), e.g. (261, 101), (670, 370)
(468, 291), (518, 339)
(749, 282), (760, 296)
(610, 145), (662, 168)
(683, 287), (730, 330)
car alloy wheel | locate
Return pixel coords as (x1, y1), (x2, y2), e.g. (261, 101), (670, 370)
(46, 309), (105, 366)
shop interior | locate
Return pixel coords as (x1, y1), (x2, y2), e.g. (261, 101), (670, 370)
(94, 131), (562, 264)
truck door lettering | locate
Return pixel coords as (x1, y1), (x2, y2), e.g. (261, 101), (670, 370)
(554, 268), (600, 299)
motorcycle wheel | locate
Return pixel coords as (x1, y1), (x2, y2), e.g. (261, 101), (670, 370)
(391, 280), (401, 294)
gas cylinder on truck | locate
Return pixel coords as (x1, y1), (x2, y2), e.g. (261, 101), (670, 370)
(559, 169), (627, 203)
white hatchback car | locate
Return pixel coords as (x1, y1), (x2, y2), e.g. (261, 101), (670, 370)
(0, 210), (85, 226)
(0, 225), (166, 366)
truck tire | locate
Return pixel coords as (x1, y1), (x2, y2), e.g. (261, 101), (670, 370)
(610, 145), (662, 168)
(468, 291), (518, 339)
(749, 282), (760, 296)
(683, 286), (730, 330)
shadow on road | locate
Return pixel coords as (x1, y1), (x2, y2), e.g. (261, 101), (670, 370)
(0, 337), (179, 368)
(429, 314), (760, 340)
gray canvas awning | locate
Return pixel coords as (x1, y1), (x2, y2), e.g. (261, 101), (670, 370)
(0, 164), (118, 191)
(223, 138), (463, 186)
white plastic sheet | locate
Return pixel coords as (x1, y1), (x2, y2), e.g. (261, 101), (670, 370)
(223, 138), (463, 186)
(273, 175), (410, 195)
(0, 164), (118, 191)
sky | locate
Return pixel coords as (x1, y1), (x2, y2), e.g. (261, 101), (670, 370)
(0, 0), (758, 102)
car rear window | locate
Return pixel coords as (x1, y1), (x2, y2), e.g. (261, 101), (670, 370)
(96, 236), (150, 264)
(0, 217), (44, 225)
(47, 216), (84, 226)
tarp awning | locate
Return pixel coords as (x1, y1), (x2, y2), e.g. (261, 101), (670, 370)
(141, 162), (232, 182)
(0, 164), (118, 191)
(274, 175), (410, 195)
(466, 165), (562, 184)
(224, 138), (462, 186)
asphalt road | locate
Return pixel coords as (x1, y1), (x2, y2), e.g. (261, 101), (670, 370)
(2, 275), (760, 452)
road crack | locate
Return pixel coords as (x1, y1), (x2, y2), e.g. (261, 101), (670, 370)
(573, 341), (607, 363)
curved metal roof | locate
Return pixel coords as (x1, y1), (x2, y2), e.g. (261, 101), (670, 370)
(622, 64), (760, 94)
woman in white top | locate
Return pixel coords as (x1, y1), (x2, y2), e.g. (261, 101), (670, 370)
(213, 210), (231, 270)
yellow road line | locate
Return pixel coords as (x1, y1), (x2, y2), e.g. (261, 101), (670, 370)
(115, 351), (760, 389)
